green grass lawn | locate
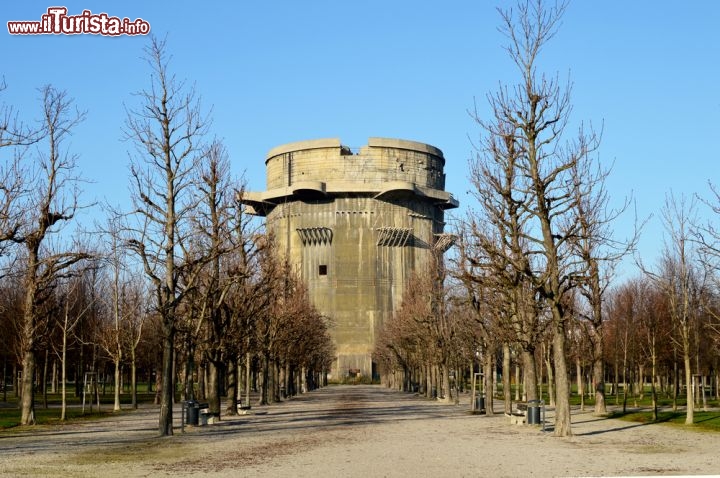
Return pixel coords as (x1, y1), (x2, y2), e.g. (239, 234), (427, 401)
(609, 409), (720, 432)
(0, 391), (158, 429)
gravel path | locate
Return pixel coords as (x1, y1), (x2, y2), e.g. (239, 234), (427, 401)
(1, 385), (718, 477)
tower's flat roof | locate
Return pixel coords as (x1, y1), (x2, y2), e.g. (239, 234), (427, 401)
(266, 138), (341, 160)
(265, 137), (444, 163)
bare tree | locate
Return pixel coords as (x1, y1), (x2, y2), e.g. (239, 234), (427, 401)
(567, 156), (639, 415)
(605, 282), (640, 413)
(456, 214), (546, 405)
(644, 193), (704, 424)
(124, 290), (148, 410)
(0, 275), (23, 400)
(635, 279), (670, 421)
(190, 141), (244, 418)
(51, 269), (96, 420)
(377, 251), (467, 402)
(207, 219), (275, 409)
(96, 219), (140, 412)
(12, 85), (91, 425)
(253, 248), (290, 406)
(123, 37), (210, 435)
(467, 0), (610, 436)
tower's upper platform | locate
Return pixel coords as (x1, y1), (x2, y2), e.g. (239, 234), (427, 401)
(243, 137), (458, 216)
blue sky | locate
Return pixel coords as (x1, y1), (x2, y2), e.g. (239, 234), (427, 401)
(2, 1), (719, 280)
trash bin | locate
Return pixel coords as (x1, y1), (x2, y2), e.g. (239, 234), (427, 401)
(527, 400), (541, 425)
(186, 400), (199, 426)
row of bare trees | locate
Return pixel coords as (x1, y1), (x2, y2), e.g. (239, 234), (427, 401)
(374, 252), (472, 403)
(0, 37), (334, 436)
(376, 0), (720, 438)
(376, 213), (720, 435)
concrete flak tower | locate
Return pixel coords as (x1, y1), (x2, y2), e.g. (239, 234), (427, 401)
(244, 137), (458, 380)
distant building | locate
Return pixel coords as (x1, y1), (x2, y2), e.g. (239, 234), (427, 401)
(244, 138), (458, 380)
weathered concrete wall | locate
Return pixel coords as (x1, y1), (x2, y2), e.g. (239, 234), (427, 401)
(245, 138), (457, 380)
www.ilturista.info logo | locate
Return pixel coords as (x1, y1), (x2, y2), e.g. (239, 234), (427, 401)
(7, 7), (150, 36)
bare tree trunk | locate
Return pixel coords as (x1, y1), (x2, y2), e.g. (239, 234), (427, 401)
(207, 360), (221, 416)
(576, 358), (584, 411)
(158, 327), (175, 436)
(613, 360), (619, 404)
(183, 342), (194, 401)
(684, 350), (694, 424)
(197, 360), (205, 400)
(244, 352), (251, 405)
(503, 343), (511, 414)
(672, 360), (678, 412)
(272, 360), (281, 403)
(483, 353), (494, 415)
(651, 347), (658, 421)
(51, 359), (57, 394)
(284, 361), (290, 398)
(153, 361), (161, 405)
(544, 346), (555, 407)
(522, 350), (537, 402)
(131, 350), (138, 409)
(638, 363), (645, 401)
(622, 365), (629, 414)
(426, 366), (431, 396)
(0, 360), (7, 402)
(61, 332), (68, 421)
(593, 338), (607, 414)
(14, 363), (19, 399)
(42, 349), (48, 409)
(225, 356), (238, 416)
(113, 357), (121, 412)
(552, 327), (572, 436)
(258, 353), (269, 406)
(20, 349), (36, 425)
(20, 275), (38, 425)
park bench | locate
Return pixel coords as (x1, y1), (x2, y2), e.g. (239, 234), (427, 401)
(198, 403), (217, 425)
(506, 402), (528, 425)
(507, 401), (544, 427)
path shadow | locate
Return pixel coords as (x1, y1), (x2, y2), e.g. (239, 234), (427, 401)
(575, 420), (652, 436)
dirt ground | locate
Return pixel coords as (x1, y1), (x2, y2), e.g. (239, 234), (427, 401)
(1, 385), (718, 477)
